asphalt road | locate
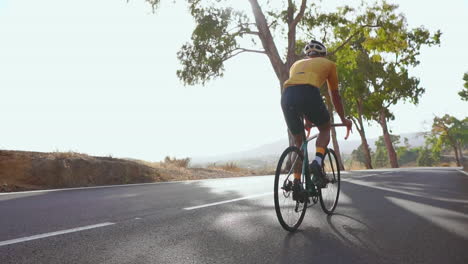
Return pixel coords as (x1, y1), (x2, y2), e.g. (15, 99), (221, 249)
(1, 167), (468, 263)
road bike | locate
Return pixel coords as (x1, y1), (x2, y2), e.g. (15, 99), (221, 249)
(274, 123), (350, 232)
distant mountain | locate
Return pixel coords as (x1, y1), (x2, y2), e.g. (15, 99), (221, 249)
(192, 132), (426, 168)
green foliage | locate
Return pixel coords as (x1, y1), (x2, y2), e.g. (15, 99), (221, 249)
(396, 146), (419, 165)
(144, 0), (440, 89)
(351, 144), (373, 165)
(423, 114), (467, 166)
(458, 72), (468, 101)
(176, 6), (250, 85)
(417, 148), (436, 166)
(431, 115), (468, 148)
(372, 134), (400, 168)
(423, 133), (442, 163)
(373, 134), (422, 167)
(145, 0), (161, 11)
(332, 1), (440, 124)
(373, 147), (388, 168)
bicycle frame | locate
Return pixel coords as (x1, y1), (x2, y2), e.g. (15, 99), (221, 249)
(300, 132), (320, 196)
(299, 123), (348, 197)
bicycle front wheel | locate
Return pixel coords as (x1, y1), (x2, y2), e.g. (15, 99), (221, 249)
(319, 148), (341, 215)
(274, 146), (307, 232)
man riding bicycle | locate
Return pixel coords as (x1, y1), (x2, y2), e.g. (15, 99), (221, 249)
(281, 40), (352, 190)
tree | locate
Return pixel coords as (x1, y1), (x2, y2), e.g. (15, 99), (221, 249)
(321, 86), (345, 170)
(396, 146), (419, 165)
(458, 72), (468, 101)
(359, 26), (439, 168)
(417, 147), (435, 167)
(339, 45), (379, 169)
(368, 64), (424, 168)
(329, 2), (441, 169)
(430, 115), (468, 166)
(351, 143), (374, 166)
(422, 133), (442, 164)
(373, 134), (400, 168)
(143, 1), (439, 170)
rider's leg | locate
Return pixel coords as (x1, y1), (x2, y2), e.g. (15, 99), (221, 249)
(315, 121), (331, 166)
(293, 133), (303, 180)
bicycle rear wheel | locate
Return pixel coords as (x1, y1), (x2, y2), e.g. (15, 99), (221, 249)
(319, 148), (340, 215)
(274, 146), (307, 232)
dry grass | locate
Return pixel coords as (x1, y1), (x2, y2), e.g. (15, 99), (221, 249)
(161, 156), (191, 168)
(344, 160), (368, 171)
(208, 162), (243, 173)
(438, 162), (459, 167)
(51, 151), (91, 159)
(0, 150), (163, 192)
(0, 150), (268, 192)
(207, 162), (275, 176)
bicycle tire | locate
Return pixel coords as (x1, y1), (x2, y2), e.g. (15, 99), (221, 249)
(274, 146), (308, 232)
(319, 148), (341, 215)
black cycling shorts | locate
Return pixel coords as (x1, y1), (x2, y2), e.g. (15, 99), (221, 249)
(281, 84), (330, 135)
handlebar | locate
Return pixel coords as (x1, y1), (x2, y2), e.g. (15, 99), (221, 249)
(305, 123), (352, 140)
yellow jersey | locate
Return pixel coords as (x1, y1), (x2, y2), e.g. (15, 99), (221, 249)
(283, 57), (338, 92)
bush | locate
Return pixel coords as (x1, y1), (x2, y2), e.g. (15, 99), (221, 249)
(163, 156), (191, 168)
(417, 148), (435, 166)
(220, 162), (241, 172)
(396, 146), (420, 165)
(208, 162), (241, 172)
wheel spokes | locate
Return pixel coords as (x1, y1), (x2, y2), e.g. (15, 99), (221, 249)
(274, 148), (307, 231)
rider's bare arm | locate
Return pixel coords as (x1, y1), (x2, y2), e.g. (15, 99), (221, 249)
(330, 90), (346, 121)
(327, 63), (352, 132)
(326, 63), (346, 122)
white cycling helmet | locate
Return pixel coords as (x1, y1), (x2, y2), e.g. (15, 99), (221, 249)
(304, 40), (327, 57)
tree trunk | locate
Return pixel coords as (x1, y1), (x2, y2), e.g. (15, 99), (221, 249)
(358, 130), (373, 169)
(378, 109), (399, 168)
(355, 99), (373, 169)
(453, 144), (461, 166)
(458, 142), (465, 162)
(248, 0), (287, 84)
(329, 112), (345, 170)
(323, 93), (345, 170)
(446, 135), (461, 166)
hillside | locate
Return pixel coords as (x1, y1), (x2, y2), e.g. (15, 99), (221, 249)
(192, 132), (426, 168)
(0, 150), (256, 192)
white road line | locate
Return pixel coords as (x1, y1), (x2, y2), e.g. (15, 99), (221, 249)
(184, 192), (273, 210)
(350, 173), (380, 179)
(458, 170), (468, 177)
(0, 222), (115, 247)
(0, 175), (275, 196)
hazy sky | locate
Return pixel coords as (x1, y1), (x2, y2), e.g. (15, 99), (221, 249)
(0, 0), (467, 161)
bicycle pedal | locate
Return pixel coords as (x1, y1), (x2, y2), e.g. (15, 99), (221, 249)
(282, 180), (293, 192)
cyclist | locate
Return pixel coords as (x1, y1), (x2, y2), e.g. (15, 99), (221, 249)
(281, 40), (352, 191)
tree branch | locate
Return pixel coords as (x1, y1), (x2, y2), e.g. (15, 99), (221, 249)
(329, 22), (382, 56)
(321, 27), (328, 43)
(287, 0), (294, 25)
(223, 48), (267, 62)
(248, 0), (286, 83)
(328, 31), (360, 56)
(227, 24), (260, 36)
(245, 31), (260, 36)
(234, 48), (267, 54)
(268, 21), (277, 28)
(351, 117), (363, 133)
(285, 0), (307, 68)
(291, 0), (307, 29)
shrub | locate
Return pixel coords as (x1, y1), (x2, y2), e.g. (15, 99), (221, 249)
(417, 148), (435, 166)
(163, 156), (191, 168)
